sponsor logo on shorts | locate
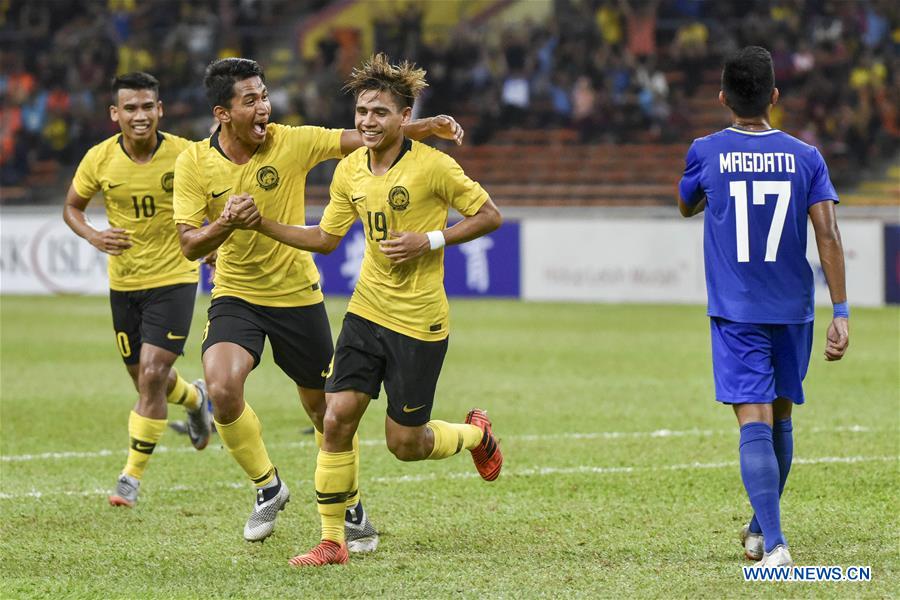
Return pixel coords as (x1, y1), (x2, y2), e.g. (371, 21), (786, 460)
(402, 404), (426, 413)
(166, 331), (187, 340)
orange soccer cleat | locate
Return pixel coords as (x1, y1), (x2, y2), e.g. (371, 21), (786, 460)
(465, 409), (503, 481)
(288, 540), (349, 567)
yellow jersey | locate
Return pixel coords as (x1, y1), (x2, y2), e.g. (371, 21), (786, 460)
(173, 123), (343, 307)
(71, 131), (198, 291)
(320, 139), (489, 341)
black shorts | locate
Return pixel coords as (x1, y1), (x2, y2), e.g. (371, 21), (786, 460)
(201, 296), (334, 389)
(325, 313), (448, 426)
(109, 282), (198, 365)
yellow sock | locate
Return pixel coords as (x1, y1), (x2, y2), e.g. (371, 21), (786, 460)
(122, 410), (167, 480)
(315, 429), (360, 509)
(346, 434), (360, 509)
(166, 372), (201, 411)
(315, 449), (355, 543)
(426, 420), (483, 459)
(215, 404), (275, 487)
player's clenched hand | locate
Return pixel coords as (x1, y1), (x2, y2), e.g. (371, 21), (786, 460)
(379, 230), (430, 263)
(431, 115), (464, 146)
(221, 194), (261, 230)
(89, 228), (132, 255)
(824, 317), (849, 361)
(220, 194), (246, 221)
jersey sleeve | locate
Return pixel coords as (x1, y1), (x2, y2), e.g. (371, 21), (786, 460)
(293, 126), (344, 170)
(678, 142), (705, 206)
(432, 152), (488, 217)
(173, 149), (208, 228)
(808, 147), (839, 207)
(71, 146), (101, 199)
(319, 159), (357, 237)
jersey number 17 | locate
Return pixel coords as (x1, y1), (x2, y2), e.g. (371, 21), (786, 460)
(729, 180), (791, 263)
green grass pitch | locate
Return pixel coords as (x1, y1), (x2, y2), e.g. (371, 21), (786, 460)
(1, 295), (897, 598)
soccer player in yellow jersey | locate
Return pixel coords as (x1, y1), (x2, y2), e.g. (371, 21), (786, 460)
(172, 57), (464, 548)
(222, 54), (504, 566)
(62, 72), (211, 508)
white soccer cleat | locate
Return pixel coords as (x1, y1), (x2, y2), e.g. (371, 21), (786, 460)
(345, 500), (379, 554)
(753, 544), (794, 567)
(108, 473), (140, 507)
(740, 524), (764, 561)
(243, 477), (290, 542)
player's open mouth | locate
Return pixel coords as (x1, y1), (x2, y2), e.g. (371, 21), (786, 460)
(361, 130), (381, 141)
(132, 123), (150, 134)
(252, 122), (267, 136)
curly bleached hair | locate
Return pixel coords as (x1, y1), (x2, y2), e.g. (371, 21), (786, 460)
(343, 53), (428, 108)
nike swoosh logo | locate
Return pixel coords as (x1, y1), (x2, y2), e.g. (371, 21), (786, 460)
(402, 404), (426, 413)
(351, 195), (366, 203)
(166, 332), (187, 340)
(108, 183), (125, 189)
(133, 441), (155, 452)
(212, 188), (232, 198)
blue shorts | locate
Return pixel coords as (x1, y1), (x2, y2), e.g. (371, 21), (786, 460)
(709, 317), (814, 405)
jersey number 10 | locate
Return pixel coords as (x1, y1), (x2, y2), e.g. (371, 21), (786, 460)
(729, 180), (791, 263)
(131, 195), (156, 219)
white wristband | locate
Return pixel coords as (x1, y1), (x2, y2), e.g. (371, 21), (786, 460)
(426, 230), (445, 250)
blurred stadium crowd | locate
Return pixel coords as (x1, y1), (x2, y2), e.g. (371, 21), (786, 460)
(0, 0), (897, 198)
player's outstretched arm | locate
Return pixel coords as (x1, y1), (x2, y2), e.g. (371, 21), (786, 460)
(257, 219), (342, 255)
(339, 115), (464, 154)
(62, 184), (132, 255)
(810, 200), (849, 361)
(379, 197), (502, 264)
(219, 192), (343, 254)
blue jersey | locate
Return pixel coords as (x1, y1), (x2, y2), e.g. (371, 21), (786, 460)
(679, 128), (838, 324)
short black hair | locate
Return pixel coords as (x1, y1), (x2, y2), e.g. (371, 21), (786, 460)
(203, 58), (265, 109)
(111, 72), (159, 105)
(721, 46), (775, 118)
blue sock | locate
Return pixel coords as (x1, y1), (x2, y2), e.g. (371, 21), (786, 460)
(749, 418), (793, 535)
(739, 422), (786, 551)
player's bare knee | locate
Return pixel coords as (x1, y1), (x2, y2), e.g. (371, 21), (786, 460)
(386, 440), (422, 461)
(204, 379), (243, 420)
(386, 431), (427, 461)
(138, 361), (170, 389)
(322, 411), (356, 446)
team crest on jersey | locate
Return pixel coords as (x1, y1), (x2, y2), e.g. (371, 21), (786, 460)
(388, 186), (410, 211)
(160, 171), (174, 193)
(256, 166), (280, 190)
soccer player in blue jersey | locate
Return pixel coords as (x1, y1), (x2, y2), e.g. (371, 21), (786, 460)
(678, 46), (850, 568)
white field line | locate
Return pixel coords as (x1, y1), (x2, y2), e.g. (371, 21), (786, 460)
(0, 454), (894, 500)
(0, 424), (878, 464)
